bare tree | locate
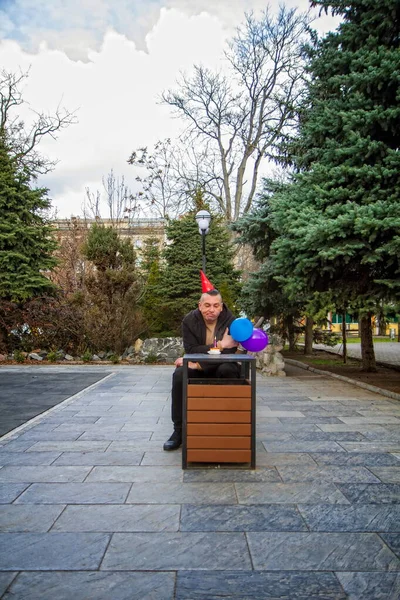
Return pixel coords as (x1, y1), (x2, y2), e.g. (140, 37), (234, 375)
(49, 217), (91, 294)
(0, 68), (77, 175)
(83, 169), (139, 224)
(128, 139), (193, 219)
(161, 6), (310, 221)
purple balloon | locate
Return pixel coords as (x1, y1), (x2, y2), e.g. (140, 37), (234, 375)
(241, 328), (269, 352)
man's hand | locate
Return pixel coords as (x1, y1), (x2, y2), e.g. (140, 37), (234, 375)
(219, 327), (239, 350)
(175, 357), (198, 369)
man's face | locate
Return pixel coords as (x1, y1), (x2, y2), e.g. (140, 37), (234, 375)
(199, 294), (223, 324)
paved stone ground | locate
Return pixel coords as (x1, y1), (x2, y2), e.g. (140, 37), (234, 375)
(0, 371), (111, 437)
(0, 364), (400, 599)
(314, 342), (400, 368)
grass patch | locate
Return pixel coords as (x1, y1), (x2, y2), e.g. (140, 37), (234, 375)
(346, 337), (395, 344)
(308, 358), (358, 367)
(295, 336), (395, 345)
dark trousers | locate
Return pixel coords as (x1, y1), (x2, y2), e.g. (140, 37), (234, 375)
(171, 362), (242, 431)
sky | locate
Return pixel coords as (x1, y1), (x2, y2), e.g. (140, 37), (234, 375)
(0, 0), (340, 218)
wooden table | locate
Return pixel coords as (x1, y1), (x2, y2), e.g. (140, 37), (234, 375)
(182, 353), (256, 469)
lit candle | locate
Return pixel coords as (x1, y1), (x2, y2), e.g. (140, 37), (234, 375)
(214, 337), (217, 348)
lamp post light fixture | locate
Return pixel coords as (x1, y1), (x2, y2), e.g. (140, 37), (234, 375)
(195, 210), (211, 274)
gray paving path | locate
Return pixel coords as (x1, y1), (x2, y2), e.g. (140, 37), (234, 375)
(0, 371), (111, 437)
(0, 365), (400, 599)
(314, 342), (400, 368)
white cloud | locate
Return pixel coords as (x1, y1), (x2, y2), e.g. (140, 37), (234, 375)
(0, 1), (341, 217)
(2, 0), (338, 61)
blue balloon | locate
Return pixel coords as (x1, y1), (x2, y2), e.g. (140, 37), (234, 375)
(230, 318), (253, 342)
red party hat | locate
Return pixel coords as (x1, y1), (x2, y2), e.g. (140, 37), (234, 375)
(200, 270), (214, 292)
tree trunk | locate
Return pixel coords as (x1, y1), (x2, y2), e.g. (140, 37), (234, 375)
(254, 316), (264, 328)
(304, 316), (314, 355)
(285, 315), (296, 352)
(378, 319), (386, 336)
(376, 308), (386, 336)
(341, 312), (347, 364)
(360, 312), (377, 372)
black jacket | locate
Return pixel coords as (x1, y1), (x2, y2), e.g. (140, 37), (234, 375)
(181, 304), (236, 371)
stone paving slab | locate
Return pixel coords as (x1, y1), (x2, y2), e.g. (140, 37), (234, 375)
(0, 532), (110, 570)
(235, 482), (350, 504)
(0, 505), (64, 532)
(1, 572), (175, 600)
(311, 452), (400, 466)
(52, 451), (144, 466)
(336, 483), (400, 504)
(175, 571), (347, 600)
(381, 533), (400, 558)
(0, 440), (37, 452)
(1, 364), (400, 599)
(126, 482), (237, 504)
(26, 441), (111, 452)
(256, 422), (323, 432)
(0, 483), (28, 503)
(298, 504), (400, 532)
(247, 532), (400, 571)
(318, 423), (392, 431)
(281, 417), (346, 424)
(137, 451), (187, 466)
(52, 504), (180, 532)
(364, 431), (400, 442)
(333, 442), (400, 453)
(14, 482), (131, 504)
(86, 465), (183, 483)
(0, 466), (91, 483)
(101, 532), (252, 571)
(0, 574), (16, 598)
(294, 431), (367, 442)
(340, 416), (400, 425)
(64, 431), (152, 441)
(254, 452), (317, 467)
(369, 467), (400, 483)
(262, 441), (346, 453)
(180, 504), (307, 532)
(336, 572), (400, 600)
(277, 465), (380, 484)
(182, 467), (280, 483)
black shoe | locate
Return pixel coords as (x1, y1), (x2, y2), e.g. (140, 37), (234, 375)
(163, 430), (182, 451)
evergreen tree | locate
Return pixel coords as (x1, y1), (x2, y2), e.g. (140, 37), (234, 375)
(139, 237), (165, 336)
(0, 138), (57, 302)
(233, 180), (309, 350)
(270, 0), (400, 370)
(154, 212), (242, 335)
(140, 236), (162, 274)
(81, 223), (144, 352)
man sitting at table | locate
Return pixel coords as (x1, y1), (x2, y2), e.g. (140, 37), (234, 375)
(163, 288), (240, 451)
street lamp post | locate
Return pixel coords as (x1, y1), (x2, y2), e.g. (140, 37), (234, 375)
(195, 210), (211, 274)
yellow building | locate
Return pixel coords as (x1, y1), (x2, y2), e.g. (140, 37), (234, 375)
(52, 217), (166, 250)
(327, 312), (399, 338)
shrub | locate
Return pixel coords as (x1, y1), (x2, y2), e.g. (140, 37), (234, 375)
(13, 350), (25, 363)
(81, 349), (92, 362)
(144, 353), (158, 364)
(47, 351), (58, 362)
(313, 329), (341, 347)
(0, 296), (84, 355)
